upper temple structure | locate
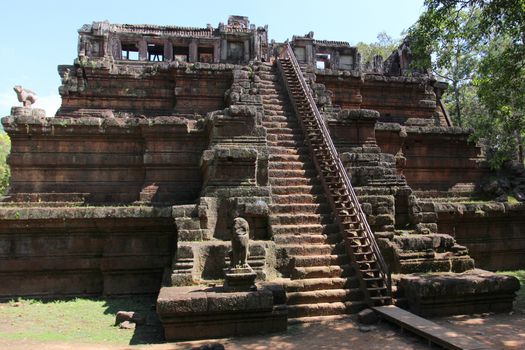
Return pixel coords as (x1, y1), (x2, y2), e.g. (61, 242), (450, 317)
(1, 16), (522, 341)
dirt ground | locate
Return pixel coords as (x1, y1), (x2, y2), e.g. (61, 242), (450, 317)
(1, 310), (524, 350)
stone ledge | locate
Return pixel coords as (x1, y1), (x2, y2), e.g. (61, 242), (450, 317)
(2, 114), (203, 130)
(375, 122), (474, 135)
(397, 269), (520, 317)
(434, 201), (525, 218)
(0, 206), (172, 220)
(157, 286), (274, 315)
(157, 284), (287, 341)
(336, 109), (380, 121)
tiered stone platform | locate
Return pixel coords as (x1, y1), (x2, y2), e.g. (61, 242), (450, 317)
(1, 15), (522, 342)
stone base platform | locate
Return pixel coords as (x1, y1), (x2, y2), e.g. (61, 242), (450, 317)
(157, 284), (287, 341)
(396, 269), (520, 317)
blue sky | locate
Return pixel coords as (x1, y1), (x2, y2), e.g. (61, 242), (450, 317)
(0, 0), (424, 118)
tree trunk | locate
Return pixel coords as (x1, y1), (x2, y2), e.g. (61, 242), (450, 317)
(452, 80), (462, 127)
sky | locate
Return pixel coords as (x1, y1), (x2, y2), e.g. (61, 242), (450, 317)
(0, 0), (425, 119)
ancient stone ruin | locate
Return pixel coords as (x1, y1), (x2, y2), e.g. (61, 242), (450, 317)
(1, 15), (522, 340)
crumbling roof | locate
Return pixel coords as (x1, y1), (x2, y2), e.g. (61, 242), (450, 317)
(111, 24), (215, 37)
(314, 40), (350, 47)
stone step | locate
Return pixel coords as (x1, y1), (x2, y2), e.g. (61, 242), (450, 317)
(272, 223), (339, 235)
(263, 109), (294, 117)
(272, 224), (324, 236)
(264, 104), (292, 113)
(287, 301), (365, 318)
(271, 194), (319, 205)
(281, 244), (337, 256)
(255, 64), (273, 72)
(270, 212), (326, 225)
(293, 254), (347, 267)
(268, 146), (309, 156)
(262, 116), (292, 124)
(271, 185), (320, 196)
(286, 288), (362, 305)
(268, 153), (304, 162)
(257, 80), (280, 87)
(258, 73), (278, 81)
(262, 97), (287, 105)
(283, 277), (359, 292)
(263, 115), (295, 123)
(264, 126), (302, 134)
(268, 139), (307, 147)
(291, 264), (353, 279)
(268, 168), (316, 179)
(273, 234), (328, 245)
(273, 133), (307, 142)
(269, 177), (318, 187)
(274, 232), (343, 246)
(270, 203), (330, 214)
(269, 161), (314, 171)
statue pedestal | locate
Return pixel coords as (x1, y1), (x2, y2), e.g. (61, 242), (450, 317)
(224, 266), (257, 292)
(157, 283), (288, 341)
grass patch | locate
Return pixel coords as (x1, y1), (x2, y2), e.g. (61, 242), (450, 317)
(0, 296), (162, 345)
(497, 270), (525, 311)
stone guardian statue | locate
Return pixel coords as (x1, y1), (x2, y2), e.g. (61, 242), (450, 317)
(13, 85), (38, 107)
(231, 217), (250, 268)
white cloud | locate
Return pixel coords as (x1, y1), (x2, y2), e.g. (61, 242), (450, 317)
(0, 88), (61, 119)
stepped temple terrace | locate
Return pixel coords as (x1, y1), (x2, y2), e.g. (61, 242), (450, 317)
(1, 15), (522, 344)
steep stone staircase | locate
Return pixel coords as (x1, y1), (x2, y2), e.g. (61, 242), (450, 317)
(255, 45), (391, 320)
(257, 63), (363, 318)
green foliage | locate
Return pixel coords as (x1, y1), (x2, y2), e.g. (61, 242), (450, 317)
(0, 132), (10, 194)
(408, 0), (525, 168)
(355, 32), (400, 64)
(0, 297), (161, 344)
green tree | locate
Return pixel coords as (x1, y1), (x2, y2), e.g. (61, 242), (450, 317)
(356, 32), (400, 64)
(408, 0), (525, 167)
(0, 132), (10, 194)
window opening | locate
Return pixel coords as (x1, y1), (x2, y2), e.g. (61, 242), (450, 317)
(121, 43), (139, 60)
(148, 43), (164, 61)
(198, 47), (214, 63)
(173, 46), (190, 62)
(315, 53), (331, 69)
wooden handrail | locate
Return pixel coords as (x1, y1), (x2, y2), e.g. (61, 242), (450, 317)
(278, 43), (391, 302)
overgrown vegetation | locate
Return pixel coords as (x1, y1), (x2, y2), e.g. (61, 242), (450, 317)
(0, 297), (162, 345)
(355, 31), (400, 64)
(407, 0), (525, 168)
(497, 270), (525, 311)
(0, 131), (10, 194)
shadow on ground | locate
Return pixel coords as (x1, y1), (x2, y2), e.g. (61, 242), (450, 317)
(101, 295), (165, 345)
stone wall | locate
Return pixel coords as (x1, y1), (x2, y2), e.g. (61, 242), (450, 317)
(3, 109), (207, 204)
(435, 202), (525, 270)
(316, 72), (439, 125)
(0, 206), (175, 298)
(58, 62), (233, 116)
(375, 124), (490, 191)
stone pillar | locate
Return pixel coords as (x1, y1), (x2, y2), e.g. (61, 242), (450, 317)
(253, 35), (260, 60)
(164, 40), (173, 61)
(306, 44), (313, 65)
(244, 40), (250, 63)
(213, 42), (220, 63)
(221, 39), (228, 62)
(138, 39), (148, 61)
(189, 40), (198, 63)
(334, 51), (340, 70)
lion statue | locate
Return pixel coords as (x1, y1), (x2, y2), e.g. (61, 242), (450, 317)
(230, 217), (250, 268)
(13, 85), (38, 107)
